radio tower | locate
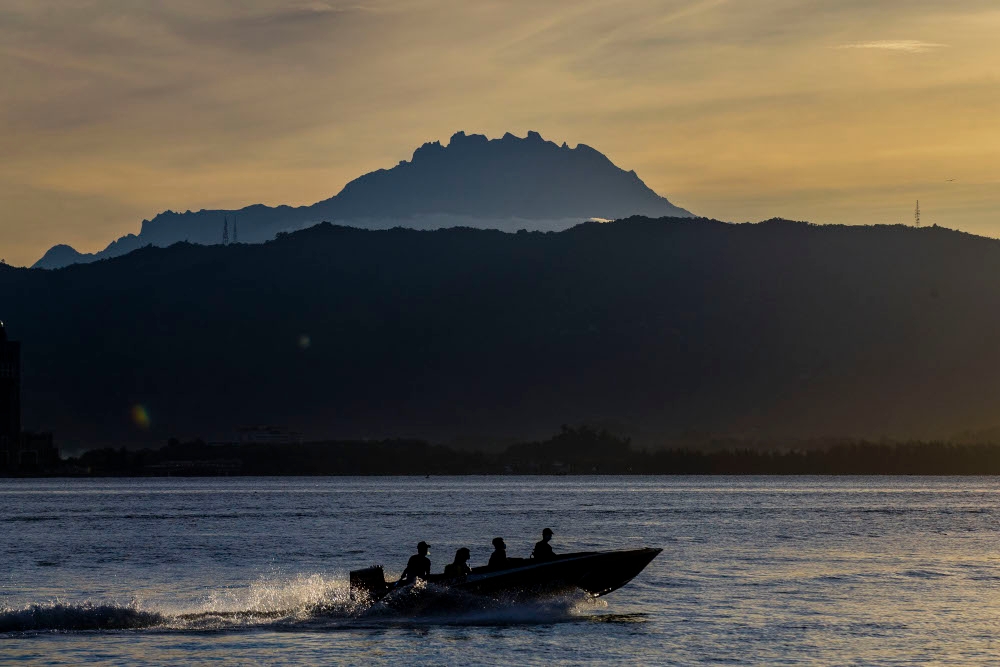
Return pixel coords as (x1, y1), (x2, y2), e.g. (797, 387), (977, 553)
(232, 215), (238, 243)
(222, 215), (230, 245)
(914, 200), (920, 227)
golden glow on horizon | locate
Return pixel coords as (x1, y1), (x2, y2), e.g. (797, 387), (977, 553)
(1, 0), (999, 266)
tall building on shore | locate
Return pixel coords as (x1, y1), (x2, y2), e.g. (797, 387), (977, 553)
(0, 321), (21, 466)
(0, 322), (57, 472)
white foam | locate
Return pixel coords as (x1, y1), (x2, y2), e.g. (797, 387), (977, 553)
(2, 573), (605, 634)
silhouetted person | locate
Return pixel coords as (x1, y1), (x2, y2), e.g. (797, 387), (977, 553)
(400, 541), (431, 582)
(488, 537), (508, 569)
(532, 528), (555, 561)
(443, 547), (471, 580)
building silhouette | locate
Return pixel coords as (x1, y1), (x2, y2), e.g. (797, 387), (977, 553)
(0, 321), (58, 472)
(0, 321), (21, 464)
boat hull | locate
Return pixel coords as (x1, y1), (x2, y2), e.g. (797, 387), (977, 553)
(441, 548), (662, 598)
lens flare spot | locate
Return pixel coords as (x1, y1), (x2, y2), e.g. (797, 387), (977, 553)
(131, 404), (150, 429)
(298, 334), (311, 349)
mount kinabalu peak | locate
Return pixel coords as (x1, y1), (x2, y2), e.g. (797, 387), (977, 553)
(32, 130), (693, 269)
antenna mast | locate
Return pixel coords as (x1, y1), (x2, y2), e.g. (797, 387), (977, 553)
(232, 214), (238, 243)
(222, 215), (230, 245)
(914, 200), (920, 227)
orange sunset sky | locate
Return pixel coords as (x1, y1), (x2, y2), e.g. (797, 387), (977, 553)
(2, 0), (998, 266)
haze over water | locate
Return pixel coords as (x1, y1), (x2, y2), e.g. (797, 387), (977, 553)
(2, 476), (998, 665)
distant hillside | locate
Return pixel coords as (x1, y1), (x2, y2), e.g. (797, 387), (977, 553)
(6, 217), (1000, 448)
(32, 131), (692, 269)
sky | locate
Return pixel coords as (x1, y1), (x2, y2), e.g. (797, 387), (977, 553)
(1, 0), (998, 267)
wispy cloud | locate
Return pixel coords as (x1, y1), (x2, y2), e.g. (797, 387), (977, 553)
(836, 40), (947, 53)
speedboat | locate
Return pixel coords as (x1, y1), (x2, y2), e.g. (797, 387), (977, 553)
(350, 547), (661, 602)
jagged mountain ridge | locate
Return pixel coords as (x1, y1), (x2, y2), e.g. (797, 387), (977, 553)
(32, 131), (691, 268)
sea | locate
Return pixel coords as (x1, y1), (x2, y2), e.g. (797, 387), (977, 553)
(2, 476), (999, 665)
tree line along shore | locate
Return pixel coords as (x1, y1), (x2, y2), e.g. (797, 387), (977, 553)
(11, 426), (1000, 477)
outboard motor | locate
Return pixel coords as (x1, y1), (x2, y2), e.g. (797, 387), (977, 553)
(350, 565), (388, 601)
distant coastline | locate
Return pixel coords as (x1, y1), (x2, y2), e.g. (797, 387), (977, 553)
(9, 426), (1000, 477)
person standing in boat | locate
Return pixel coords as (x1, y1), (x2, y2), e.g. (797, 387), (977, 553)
(400, 541), (431, 582)
(443, 547), (472, 580)
(532, 528), (555, 560)
(488, 537), (508, 569)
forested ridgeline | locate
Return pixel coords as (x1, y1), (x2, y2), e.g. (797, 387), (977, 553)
(6, 217), (1000, 448)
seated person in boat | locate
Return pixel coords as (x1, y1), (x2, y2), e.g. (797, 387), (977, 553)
(443, 547), (472, 580)
(488, 537), (508, 569)
(532, 528), (555, 560)
(400, 541), (431, 582)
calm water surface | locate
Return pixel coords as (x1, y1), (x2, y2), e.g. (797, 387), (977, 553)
(2, 476), (999, 665)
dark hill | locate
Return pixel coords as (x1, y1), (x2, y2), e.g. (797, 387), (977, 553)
(32, 131), (691, 269)
(6, 218), (1000, 448)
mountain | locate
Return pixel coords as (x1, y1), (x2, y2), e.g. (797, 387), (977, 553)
(31, 131), (692, 269)
(33, 245), (88, 268)
(6, 217), (1000, 449)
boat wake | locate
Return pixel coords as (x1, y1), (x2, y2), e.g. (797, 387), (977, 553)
(1, 573), (609, 635)
(0, 602), (165, 633)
